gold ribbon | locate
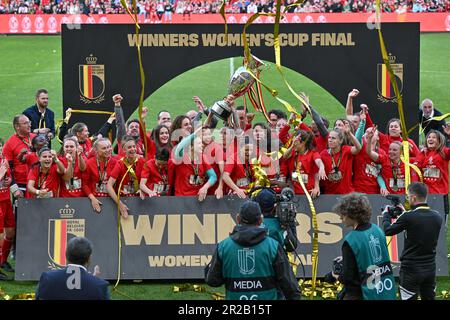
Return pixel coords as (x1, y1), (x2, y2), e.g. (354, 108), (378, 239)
(420, 113), (450, 135)
(245, 156), (271, 194)
(112, 0), (147, 293)
(299, 279), (343, 299)
(113, 156), (139, 291)
(294, 170), (319, 297)
(0, 287), (35, 300)
(219, 0), (227, 42)
(55, 109), (115, 143)
(173, 284), (225, 300)
(400, 155), (423, 182)
(375, 0), (411, 194)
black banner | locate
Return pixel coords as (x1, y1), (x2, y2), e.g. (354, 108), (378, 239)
(62, 23), (420, 142)
(16, 195), (447, 281)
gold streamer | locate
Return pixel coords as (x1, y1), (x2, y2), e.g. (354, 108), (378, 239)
(299, 279), (343, 299)
(245, 156), (271, 193)
(419, 113), (450, 135)
(219, 0), (227, 42)
(173, 284), (225, 300)
(375, 0), (411, 192)
(120, 0), (140, 28)
(400, 156), (423, 182)
(294, 170), (319, 297)
(112, 0), (147, 292)
(113, 157), (139, 290)
(0, 287), (35, 300)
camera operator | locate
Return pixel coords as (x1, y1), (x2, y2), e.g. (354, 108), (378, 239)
(205, 201), (301, 300)
(382, 182), (443, 300)
(333, 193), (396, 300)
(252, 188), (298, 252)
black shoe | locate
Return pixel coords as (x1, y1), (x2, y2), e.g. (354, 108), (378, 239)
(0, 261), (14, 272)
(0, 270), (8, 281)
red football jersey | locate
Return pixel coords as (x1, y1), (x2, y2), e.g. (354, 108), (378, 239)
(417, 148), (450, 194)
(110, 157), (146, 196)
(27, 163), (60, 198)
(320, 145), (355, 194)
(287, 150), (320, 194)
(83, 156), (118, 197)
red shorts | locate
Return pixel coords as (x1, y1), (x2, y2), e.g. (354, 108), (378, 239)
(0, 199), (15, 230)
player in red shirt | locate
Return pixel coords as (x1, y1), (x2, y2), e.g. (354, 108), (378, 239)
(69, 122), (93, 158)
(172, 129), (217, 200)
(379, 118), (420, 158)
(146, 124), (172, 160)
(353, 126), (388, 194)
(107, 136), (146, 218)
(320, 125), (362, 194)
(284, 130), (326, 198)
(19, 134), (47, 171)
(140, 148), (173, 197)
(58, 137), (87, 198)
(82, 138), (117, 213)
(377, 141), (416, 195)
(0, 141), (15, 273)
(222, 136), (255, 198)
(3, 114), (36, 197)
(201, 126), (225, 198)
(170, 115), (192, 146)
(27, 148), (67, 199)
(417, 130), (450, 195)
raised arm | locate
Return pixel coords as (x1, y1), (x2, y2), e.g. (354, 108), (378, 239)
(345, 89), (359, 116)
(113, 94), (126, 142)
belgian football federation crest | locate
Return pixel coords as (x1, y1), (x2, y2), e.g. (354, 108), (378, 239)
(377, 54), (403, 103)
(238, 248), (255, 275)
(48, 205), (85, 269)
(79, 54), (105, 104)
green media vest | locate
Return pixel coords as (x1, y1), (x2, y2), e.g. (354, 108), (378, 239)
(262, 217), (285, 247)
(218, 234), (280, 300)
(344, 223), (397, 300)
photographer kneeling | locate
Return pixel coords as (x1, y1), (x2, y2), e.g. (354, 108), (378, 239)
(333, 193), (397, 300)
(252, 188), (298, 252)
(382, 182), (443, 300)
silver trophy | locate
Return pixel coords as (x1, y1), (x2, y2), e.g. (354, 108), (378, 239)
(210, 55), (265, 121)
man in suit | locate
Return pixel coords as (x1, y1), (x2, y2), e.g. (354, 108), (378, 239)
(35, 237), (110, 300)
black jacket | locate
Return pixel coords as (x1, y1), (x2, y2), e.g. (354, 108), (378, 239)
(205, 225), (301, 300)
(418, 107), (447, 137)
(23, 104), (55, 136)
(382, 203), (443, 270)
(340, 222), (371, 300)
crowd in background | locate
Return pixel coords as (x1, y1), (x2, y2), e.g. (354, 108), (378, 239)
(0, 0), (449, 15)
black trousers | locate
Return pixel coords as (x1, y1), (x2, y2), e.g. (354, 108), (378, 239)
(399, 267), (436, 300)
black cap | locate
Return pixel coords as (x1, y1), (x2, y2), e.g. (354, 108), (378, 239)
(239, 201), (262, 225)
(252, 189), (276, 214)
